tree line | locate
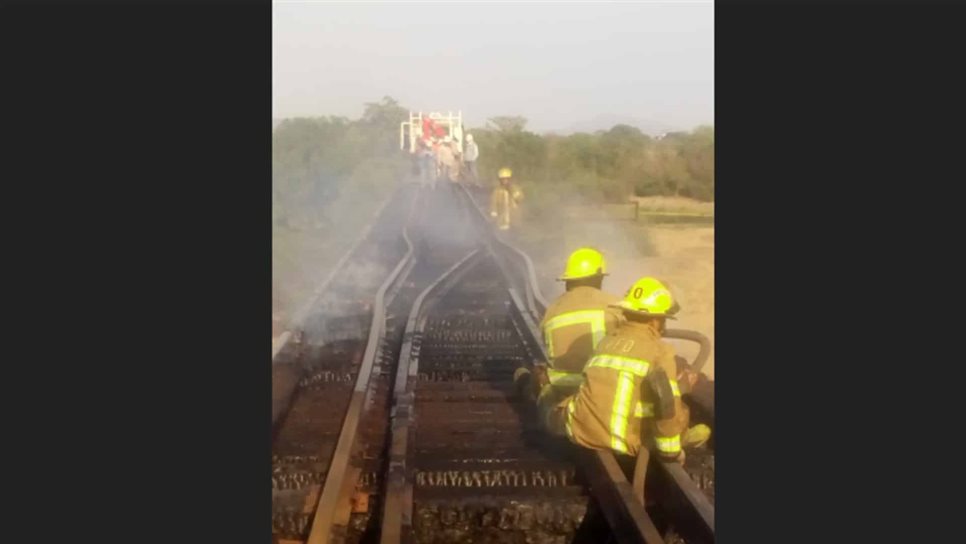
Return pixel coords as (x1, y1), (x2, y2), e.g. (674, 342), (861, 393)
(472, 116), (714, 203)
(273, 97), (409, 230)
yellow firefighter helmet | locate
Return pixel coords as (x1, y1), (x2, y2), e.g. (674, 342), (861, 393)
(613, 277), (680, 318)
(559, 247), (607, 281)
(498, 167), (513, 179)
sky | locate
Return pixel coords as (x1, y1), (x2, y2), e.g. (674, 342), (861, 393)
(273, 1), (714, 134)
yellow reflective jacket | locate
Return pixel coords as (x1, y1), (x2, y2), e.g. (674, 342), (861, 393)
(540, 286), (623, 389)
(564, 321), (690, 458)
(489, 184), (522, 230)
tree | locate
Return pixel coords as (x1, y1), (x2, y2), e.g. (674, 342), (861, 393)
(361, 96), (408, 154)
(362, 96), (405, 124)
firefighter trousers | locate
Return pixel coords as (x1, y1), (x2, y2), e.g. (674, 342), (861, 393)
(538, 384), (579, 437)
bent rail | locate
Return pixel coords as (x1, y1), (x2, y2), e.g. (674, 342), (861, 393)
(272, 193), (410, 431)
(380, 249), (483, 544)
(306, 192), (423, 544)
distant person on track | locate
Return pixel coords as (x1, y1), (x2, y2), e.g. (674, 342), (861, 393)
(417, 138), (435, 187)
(436, 136), (458, 186)
(429, 137), (443, 187)
(543, 277), (691, 463)
(463, 134), (480, 185)
(449, 138), (462, 183)
(514, 248), (624, 434)
(416, 139), (435, 186)
(489, 168), (523, 230)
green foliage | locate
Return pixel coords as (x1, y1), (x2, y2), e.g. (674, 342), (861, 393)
(272, 99), (409, 230)
(361, 96), (410, 154)
(470, 117), (714, 203)
(474, 127), (547, 185)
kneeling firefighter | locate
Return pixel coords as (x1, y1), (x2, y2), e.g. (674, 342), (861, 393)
(547, 277), (694, 462)
(514, 248), (624, 431)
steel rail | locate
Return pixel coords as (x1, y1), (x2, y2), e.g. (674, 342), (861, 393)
(305, 188), (424, 544)
(272, 191), (414, 430)
(379, 248), (483, 544)
(454, 184), (547, 315)
(650, 461), (715, 543)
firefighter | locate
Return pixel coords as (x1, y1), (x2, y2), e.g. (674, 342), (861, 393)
(514, 248), (624, 431)
(550, 277), (690, 462)
(489, 168), (522, 230)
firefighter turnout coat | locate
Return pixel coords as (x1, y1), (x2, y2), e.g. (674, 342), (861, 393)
(562, 321), (689, 458)
(540, 286), (623, 390)
(489, 184), (522, 230)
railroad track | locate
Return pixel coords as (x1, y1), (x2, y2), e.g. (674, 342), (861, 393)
(272, 181), (716, 544)
(382, 255), (593, 544)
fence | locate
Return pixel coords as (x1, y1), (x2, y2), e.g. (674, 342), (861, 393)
(561, 202), (714, 224)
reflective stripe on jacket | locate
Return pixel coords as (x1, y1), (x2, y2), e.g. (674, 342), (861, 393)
(540, 287), (623, 385)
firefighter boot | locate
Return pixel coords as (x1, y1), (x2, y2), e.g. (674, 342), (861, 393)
(513, 367), (532, 400)
(682, 424), (711, 448)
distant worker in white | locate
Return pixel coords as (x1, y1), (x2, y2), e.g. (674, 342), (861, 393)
(463, 134), (480, 185)
(449, 138), (462, 183)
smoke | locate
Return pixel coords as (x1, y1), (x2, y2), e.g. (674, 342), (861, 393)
(272, 123), (410, 343)
(506, 183), (656, 300)
(294, 259), (390, 345)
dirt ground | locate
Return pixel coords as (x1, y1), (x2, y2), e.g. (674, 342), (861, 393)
(632, 195), (715, 215)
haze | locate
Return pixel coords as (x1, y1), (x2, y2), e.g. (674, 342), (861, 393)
(273, 1), (714, 134)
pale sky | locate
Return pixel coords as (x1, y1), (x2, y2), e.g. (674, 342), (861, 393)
(273, 1), (714, 133)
